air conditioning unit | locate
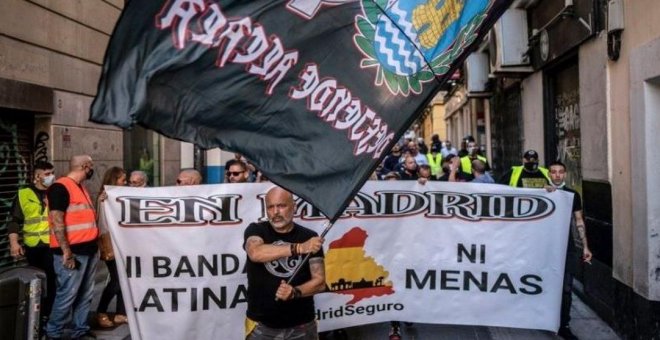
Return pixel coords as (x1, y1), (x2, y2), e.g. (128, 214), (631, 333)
(466, 52), (490, 96)
(489, 9), (533, 75)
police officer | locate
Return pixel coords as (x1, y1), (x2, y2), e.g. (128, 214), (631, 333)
(7, 161), (57, 327)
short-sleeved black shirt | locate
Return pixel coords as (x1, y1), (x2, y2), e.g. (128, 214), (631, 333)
(561, 186), (582, 213)
(47, 182), (97, 255)
(244, 222), (323, 328)
(560, 186), (582, 272)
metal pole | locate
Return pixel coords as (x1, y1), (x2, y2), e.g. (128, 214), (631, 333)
(275, 220), (335, 301)
(285, 220), (334, 285)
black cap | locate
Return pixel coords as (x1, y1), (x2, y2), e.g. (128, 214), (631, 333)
(523, 150), (539, 160)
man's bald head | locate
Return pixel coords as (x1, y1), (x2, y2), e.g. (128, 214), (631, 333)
(70, 155), (92, 171)
(176, 169), (202, 186)
(67, 155), (94, 183)
(266, 186), (294, 204)
(265, 187), (295, 232)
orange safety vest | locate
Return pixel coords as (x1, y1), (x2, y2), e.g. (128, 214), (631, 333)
(48, 177), (98, 248)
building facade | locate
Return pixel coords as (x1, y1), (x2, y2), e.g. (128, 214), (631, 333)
(449, 0), (660, 337)
(0, 0), (183, 268)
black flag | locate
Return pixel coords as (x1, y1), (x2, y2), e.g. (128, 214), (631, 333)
(91, 0), (512, 220)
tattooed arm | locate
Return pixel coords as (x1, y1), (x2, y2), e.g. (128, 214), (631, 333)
(245, 235), (324, 263)
(50, 210), (76, 269)
(574, 210), (593, 263)
(245, 235), (292, 263)
(301, 257), (326, 296)
(276, 256), (326, 301)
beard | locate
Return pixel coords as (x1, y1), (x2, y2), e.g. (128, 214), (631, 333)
(269, 215), (292, 230)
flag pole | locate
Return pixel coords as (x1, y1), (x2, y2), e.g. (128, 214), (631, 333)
(275, 219), (335, 300)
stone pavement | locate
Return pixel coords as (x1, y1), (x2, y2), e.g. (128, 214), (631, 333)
(88, 262), (620, 340)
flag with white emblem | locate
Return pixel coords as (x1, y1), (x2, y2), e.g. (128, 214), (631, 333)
(91, 0), (513, 220)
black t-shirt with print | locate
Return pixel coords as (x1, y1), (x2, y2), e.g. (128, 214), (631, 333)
(244, 222), (324, 328)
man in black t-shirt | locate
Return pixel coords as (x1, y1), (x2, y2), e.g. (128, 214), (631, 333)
(244, 186), (325, 339)
(546, 161), (592, 340)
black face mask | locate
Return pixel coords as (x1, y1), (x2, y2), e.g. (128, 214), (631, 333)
(523, 162), (538, 172)
(85, 168), (94, 180)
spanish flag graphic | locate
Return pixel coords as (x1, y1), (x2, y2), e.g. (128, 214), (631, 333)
(325, 227), (394, 304)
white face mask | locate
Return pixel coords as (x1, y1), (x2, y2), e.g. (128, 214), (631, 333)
(42, 174), (55, 187)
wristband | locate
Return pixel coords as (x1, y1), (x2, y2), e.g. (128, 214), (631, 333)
(290, 243), (297, 256)
(292, 287), (302, 300)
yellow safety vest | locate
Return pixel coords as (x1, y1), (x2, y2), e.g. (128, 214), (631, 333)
(426, 153), (442, 176)
(509, 166), (551, 187)
(17, 187), (50, 247)
(460, 155), (487, 175)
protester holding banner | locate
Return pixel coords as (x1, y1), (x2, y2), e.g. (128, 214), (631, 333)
(96, 167), (129, 328)
(547, 161), (593, 340)
(129, 170), (148, 187)
(244, 187), (325, 339)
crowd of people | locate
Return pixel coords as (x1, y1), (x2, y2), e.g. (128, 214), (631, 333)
(7, 145), (591, 339)
(374, 134), (494, 185)
(372, 134), (592, 340)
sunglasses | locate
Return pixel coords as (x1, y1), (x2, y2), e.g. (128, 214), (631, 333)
(227, 171), (244, 177)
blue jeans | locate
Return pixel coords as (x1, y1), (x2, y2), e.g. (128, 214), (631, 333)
(46, 252), (99, 338)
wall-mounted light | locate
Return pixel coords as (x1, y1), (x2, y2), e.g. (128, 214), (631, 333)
(607, 0), (624, 61)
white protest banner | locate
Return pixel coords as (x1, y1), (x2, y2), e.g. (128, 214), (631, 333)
(103, 181), (573, 339)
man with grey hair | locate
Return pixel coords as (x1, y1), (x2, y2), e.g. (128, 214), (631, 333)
(129, 170), (148, 187)
(243, 186), (325, 339)
(176, 168), (202, 186)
